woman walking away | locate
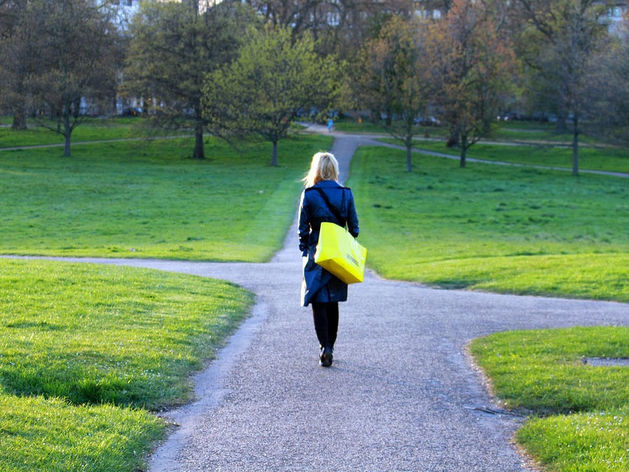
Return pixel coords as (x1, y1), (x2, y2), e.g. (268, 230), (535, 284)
(298, 152), (359, 367)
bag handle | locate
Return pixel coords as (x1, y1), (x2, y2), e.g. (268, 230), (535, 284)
(314, 187), (346, 228)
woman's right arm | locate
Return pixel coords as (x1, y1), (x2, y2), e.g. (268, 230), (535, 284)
(298, 191), (310, 254)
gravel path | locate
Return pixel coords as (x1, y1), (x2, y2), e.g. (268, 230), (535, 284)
(4, 135), (627, 471)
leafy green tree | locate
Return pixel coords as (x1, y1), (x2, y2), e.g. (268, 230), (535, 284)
(356, 15), (431, 172)
(203, 25), (342, 167)
(124, 0), (256, 159)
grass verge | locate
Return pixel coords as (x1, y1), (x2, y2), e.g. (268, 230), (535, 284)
(471, 327), (629, 472)
(0, 395), (164, 472)
(0, 258), (253, 471)
(349, 146), (629, 302)
(388, 139), (629, 174)
(0, 117), (184, 148)
(0, 258), (252, 408)
(332, 118), (447, 137)
(0, 134), (332, 261)
(333, 117), (607, 146)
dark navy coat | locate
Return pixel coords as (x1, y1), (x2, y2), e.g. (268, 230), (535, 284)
(298, 180), (360, 306)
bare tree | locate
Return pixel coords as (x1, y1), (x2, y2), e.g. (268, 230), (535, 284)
(589, 11), (629, 142)
(356, 15), (431, 171)
(516, 0), (612, 175)
(0, 0), (30, 129)
(245, 0), (415, 58)
(427, 0), (517, 167)
(124, 0), (256, 159)
(18, 0), (120, 156)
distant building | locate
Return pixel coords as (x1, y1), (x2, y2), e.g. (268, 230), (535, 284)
(412, 1), (627, 34)
(107, 0), (141, 30)
(605, 1), (628, 34)
(108, 0), (221, 25)
(412, 0), (443, 20)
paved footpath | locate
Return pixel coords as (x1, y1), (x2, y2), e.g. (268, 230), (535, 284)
(7, 136), (628, 471)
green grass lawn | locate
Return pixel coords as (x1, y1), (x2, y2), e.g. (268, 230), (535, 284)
(493, 126), (572, 142)
(0, 134), (332, 261)
(0, 396), (164, 472)
(0, 258), (253, 471)
(332, 117), (448, 138)
(0, 117), (186, 148)
(333, 117), (609, 146)
(394, 139), (629, 174)
(471, 327), (629, 472)
(349, 146), (629, 302)
(491, 121), (585, 143)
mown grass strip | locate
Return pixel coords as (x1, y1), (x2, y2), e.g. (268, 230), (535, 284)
(0, 259), (253, 408)
(470, 327), (629, 414)
(395, 139), (629, 174)
(0, 117), (180, 148)
(334, 117), (608, 146)
(0, 395), (164, 472)
(516, 408), (628, 472)
(0, 134), (332, 261)
(471, 327), (629, 472)
(415, 253), (629, 302)
(0, 258), (253, 471)
(349, 146), (629, 302)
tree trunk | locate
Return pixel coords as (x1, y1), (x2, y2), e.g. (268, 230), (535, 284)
(12, 80), (27, 129)
(112, 94), (118, 116)
(63, 112), (71, 157)
(460, 133), (467, 168)
(193, 120), (205, 159)
(447, 128), (459, 148)
(11, 109), (26, 130)
(556, 111), (568, 134)
(572, 113), (579, 176)
(271, 140), (278, 167)
(405, 121), (413, 172)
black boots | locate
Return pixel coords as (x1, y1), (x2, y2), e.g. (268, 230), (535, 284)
(319, 346), (333, 367)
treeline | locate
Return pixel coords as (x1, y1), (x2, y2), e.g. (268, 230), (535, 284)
(1, 0), (628, 174)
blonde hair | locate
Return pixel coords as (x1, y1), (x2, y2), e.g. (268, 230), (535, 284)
(303, 152), (339, 187)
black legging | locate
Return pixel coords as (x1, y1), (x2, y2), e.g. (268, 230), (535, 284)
(312, 302), (339, 349)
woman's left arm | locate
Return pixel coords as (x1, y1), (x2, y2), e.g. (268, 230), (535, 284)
(347, 190), (359, 238)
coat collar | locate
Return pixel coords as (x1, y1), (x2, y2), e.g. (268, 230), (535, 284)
(313, 180), (341, 188)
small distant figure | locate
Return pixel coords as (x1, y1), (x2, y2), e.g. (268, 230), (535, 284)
(327, 118), (334, 133)
(357, 116), (363, 125)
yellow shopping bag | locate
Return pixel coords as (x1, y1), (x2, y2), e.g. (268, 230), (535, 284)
(314, 222), (367, 284)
